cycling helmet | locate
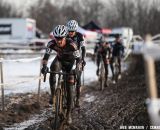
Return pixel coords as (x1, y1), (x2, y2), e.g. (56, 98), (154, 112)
(53, 25), (68, 37)
(66, 20), (78, 31)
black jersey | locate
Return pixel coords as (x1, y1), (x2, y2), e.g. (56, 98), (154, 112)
(67, 32), (85, 50)
(94, 42), (103, 54)
(43, 38), (79, 62)
(98, 44), (112, 59)
(112, 42), (124, 57)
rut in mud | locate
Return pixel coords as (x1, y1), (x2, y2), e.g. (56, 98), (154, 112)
(0, 55), (151, 130)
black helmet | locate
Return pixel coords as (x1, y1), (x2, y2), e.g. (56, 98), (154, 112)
(115, 34), (121, 38)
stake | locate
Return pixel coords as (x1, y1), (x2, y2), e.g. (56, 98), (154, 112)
(0, 58), (4, 111)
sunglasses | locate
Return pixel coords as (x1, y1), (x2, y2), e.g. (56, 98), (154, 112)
(55, 37), (64, 40)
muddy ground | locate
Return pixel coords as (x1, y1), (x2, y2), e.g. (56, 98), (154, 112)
(0, 55), (151, 130)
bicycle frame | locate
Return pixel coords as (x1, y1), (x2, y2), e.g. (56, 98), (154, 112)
(43, 70), (76, 129)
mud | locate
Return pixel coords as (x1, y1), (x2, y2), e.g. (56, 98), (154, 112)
(0, 54), (151, 130)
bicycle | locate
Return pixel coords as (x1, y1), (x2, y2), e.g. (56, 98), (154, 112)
(43, 70), (76, 130)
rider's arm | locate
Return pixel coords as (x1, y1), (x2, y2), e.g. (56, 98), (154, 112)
(94, 44), (98, 54)
(70, 41), (81, 67)
(81, 45), (86, 60)
(42, 41), (53, 65)
(79, 35), (86, 60)
(121, 44), (125, 56)
(122, 45), (125, 53)
(108, 45), (112, 59)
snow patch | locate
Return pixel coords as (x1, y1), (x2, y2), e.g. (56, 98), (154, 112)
(83, 94), (96, 102)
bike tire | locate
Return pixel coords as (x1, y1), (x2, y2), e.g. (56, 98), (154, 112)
(61, 82), (67, 117)
(54, 88), (61, 130)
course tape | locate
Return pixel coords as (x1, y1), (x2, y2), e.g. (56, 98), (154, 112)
(0, 76), (44, 87)
(0, 57), (41, 63)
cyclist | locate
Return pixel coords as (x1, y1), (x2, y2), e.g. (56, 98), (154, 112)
(94, 33), (103, 76)
(41, 25), (80, 124)
(66, 20), (86, 108)
(94, 35), (103, 76)
(95, 35), (112, 87)
(110, 34), (124, 83)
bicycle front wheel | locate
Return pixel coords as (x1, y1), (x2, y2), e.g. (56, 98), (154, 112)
(100, 63), (105, 91)
(54, 88), (61, 130)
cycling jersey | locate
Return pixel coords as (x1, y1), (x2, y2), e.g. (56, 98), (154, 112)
(43, 38), (79, 63)
(67, 32), (85, 49)
(98, 44), (112, 60)
(112, 42), (124, 57)
(94, 41), (103, 54)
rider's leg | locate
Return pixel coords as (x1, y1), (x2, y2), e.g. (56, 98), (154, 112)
(66, 74), (74, 124)
(49, 57), (61, 104)
(96, 53), (101, 76)
(76, 70), (82, 107)
(118, 57), (122, 79)
(110, 57), (115, 80)
(103, 59), (109, 87)
(118, 57), (121, 74)
(63, 63), (74, 124)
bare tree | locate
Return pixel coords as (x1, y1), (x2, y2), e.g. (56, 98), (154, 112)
(28, 0), (61, 33)
(102, 0), (160, 35)
(27, 0), (160, 36)
(0, 0), (22, 18)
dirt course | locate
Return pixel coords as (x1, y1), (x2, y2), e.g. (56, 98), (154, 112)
(0, 55), (151, 130)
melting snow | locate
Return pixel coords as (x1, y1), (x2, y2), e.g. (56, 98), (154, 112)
(83, 94), (96, 102)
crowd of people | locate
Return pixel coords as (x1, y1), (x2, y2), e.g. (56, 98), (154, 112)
(41, 20), (125, 124)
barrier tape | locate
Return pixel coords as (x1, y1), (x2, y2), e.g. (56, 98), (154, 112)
(0, 76), (44, 87)
(0, 57), (41, 63)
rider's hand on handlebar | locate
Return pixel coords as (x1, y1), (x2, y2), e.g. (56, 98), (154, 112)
(41, 64), (49, 74)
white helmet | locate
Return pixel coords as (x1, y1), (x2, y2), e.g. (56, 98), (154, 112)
(66, 20), (78, 31)
(53, 25), (68, 37)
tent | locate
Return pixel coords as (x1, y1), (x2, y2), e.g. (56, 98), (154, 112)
(83, 21), (111, 34)
(83, 21), (101, 30)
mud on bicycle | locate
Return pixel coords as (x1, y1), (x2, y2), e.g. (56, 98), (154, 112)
(43, 68), (78, 130)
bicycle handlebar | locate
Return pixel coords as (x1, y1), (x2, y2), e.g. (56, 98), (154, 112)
(43, 70), (76, 82)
